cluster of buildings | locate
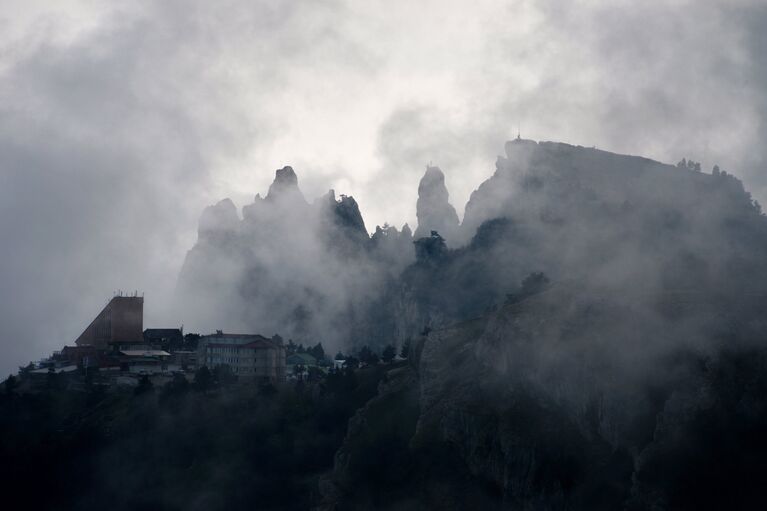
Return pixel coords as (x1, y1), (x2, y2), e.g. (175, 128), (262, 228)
(25, 294), (288, 390)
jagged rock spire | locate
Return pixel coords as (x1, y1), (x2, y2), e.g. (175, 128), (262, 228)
(266, 166), (303, 202)
(320, 189), (369, 249)
(415, 165), (459, 243)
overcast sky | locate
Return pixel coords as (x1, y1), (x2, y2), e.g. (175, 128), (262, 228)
(1, 0), (766, 376)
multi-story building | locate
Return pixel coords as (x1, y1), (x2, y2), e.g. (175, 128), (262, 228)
(198, 331), (286, 383)
(171, 350), (198, 371)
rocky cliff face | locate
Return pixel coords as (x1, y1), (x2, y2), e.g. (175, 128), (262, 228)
(177, 141), (767, 509)
(197, 198), (239, 239)
(414, 166), (460, 244)
(462, 138), (758, 242)
(178, 139), (767, 352)
(322, 279), (767, 510)
(176, 166), (413, 350)
(390, 139), (767, 346)
(312, 140), (767, 510)
(320, 190), (370, 254)
(266, 165), (303, 201)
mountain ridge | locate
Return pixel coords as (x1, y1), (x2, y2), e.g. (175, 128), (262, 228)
(176, 139), (765, 354)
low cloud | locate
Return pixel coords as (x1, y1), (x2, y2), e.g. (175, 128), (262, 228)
(2, 0), (767, 375)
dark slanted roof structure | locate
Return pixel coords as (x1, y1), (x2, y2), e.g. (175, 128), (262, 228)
(75, 296), (144, 349)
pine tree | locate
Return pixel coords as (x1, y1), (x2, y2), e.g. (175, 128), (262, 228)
(399, 340), (411, 359)
(382, 345), (396, 363)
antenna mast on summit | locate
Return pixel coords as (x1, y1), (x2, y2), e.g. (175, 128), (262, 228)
(517, 123), (521, 140)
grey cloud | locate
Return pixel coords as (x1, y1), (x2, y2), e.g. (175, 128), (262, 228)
(3, 0), (767, 376)
(366, 0), (767, 233)
(0, 0), (355, 375)
(736, 3), (767, 188)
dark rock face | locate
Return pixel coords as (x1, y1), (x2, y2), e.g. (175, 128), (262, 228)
(322, 281), (767, 510)
(178, 142), (767, 509)
(197, 198), (239, 240)
(370, 223), (414, 272)
(413, 230), (447, 262)
(180, 141), (767, 352)
(415, 166), (460, 244)
(321, 190), (369, 251)
(180, 139), (767, 353)
(316, 140), (767, 510)
(461, 139), (757, 243)
(395, 139), (767, 342)
(266, 165), (302, 201)
(176, 166), (412, 351)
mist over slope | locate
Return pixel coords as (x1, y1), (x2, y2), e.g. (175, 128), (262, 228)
(307, 140), (767, 510)
(178, 138), (767, 508)
(176, 165), (414, 348)
(177, 138), (767, 351)
(5, 138), (767, 510)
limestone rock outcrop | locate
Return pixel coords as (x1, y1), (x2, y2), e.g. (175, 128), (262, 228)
(414, 166), (460, 244)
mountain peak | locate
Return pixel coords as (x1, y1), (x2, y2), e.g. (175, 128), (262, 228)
(266, 166), (302, 201)
(422, 165), (446, 182)
(321, 189), (369, 245)
(197, 198), (239, 240)
(415, 165), (459, 242)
